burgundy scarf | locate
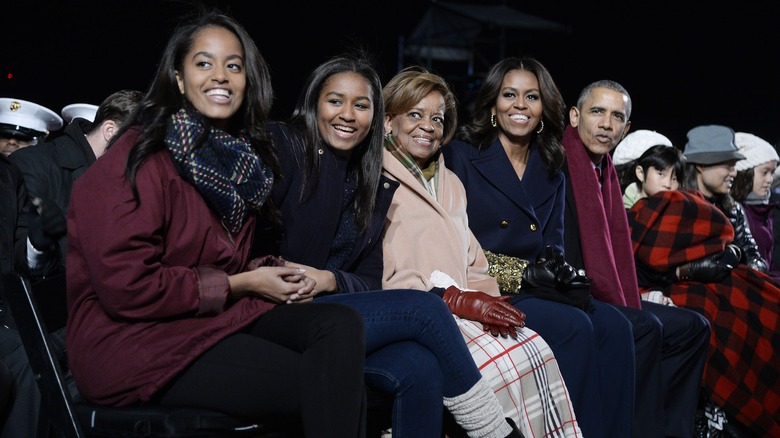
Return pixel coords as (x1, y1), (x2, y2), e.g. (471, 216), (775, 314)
(563, 125), (641, 308)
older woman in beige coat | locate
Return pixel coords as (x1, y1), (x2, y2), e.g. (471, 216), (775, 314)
(381, 66), (581, 438)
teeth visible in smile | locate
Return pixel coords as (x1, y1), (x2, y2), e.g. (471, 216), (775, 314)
(207, 89), (230, 97)
(509, 115), (529, 121)
(335, 126), (355, 133)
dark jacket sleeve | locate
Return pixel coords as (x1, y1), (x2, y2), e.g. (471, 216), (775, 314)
(730, 202), (768, 272)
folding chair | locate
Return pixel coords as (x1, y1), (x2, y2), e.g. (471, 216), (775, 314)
(0, 271), (299, 437)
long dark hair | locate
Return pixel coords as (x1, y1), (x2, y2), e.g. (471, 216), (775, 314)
(616, 145), (686, 194)
(285, 50), (385, 232)
(118, 10), (279, 216)
(731, 168), (756, 202)
(456, 57), (566, 175)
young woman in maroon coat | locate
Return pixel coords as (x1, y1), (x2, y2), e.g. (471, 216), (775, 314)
(65, 11), (367, 437)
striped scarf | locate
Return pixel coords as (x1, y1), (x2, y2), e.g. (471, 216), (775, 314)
(383, 134), (439, 198)
(165, 108), (273, 234)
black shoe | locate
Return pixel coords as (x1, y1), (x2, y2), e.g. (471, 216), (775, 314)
(505, 418), (524, 438)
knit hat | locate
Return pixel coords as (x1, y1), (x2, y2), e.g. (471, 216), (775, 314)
(734, 132), (779, 172)
(612, 129), (674, 166)
(683, 125), (745, 165)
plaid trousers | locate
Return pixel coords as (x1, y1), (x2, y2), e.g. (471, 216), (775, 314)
(455, 317), (583, 438)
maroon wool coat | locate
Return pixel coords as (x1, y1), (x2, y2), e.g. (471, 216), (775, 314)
(65, 128), (276, 406)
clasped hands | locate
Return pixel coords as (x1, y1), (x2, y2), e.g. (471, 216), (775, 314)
(442, 286), (526, 338)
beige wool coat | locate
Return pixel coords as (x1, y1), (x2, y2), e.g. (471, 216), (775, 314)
(381, 149), (499, 295)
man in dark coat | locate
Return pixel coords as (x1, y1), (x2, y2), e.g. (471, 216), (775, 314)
(562, 80), (711, 438)
(10, 90), (142, 270)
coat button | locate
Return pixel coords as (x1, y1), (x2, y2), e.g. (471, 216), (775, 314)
(500, 221), (509, 228)
(530, 223), (538, 231)
(383, 182), (390, 189)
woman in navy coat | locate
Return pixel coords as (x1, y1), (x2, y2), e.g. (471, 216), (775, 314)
(443, 57), (636, 438)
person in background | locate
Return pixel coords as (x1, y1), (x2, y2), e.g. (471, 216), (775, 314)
(683, 125), (767, 275)
(561, 80), (710, 438)
(626, 129), (780, 437)
(0, 98), (62, 157)
(0, 110), (64, 438)
(730, 131), (780, 282)
(381, 65), (581, 437)
(613, 129), (679, 207)
(259, 52), (522, 437)
(65, 11), (367, 436)
(443, 57), (636, 438)
(0, 153), (37, 437)
(10, 90), (143, 272)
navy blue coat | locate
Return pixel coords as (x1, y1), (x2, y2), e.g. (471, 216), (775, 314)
(443, 138), (565, 262)
(257, 121), (398, 292)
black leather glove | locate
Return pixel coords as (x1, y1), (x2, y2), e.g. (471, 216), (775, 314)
(28, 197), (66, 251)
(522, 245), (578, 291)
(683, 244), (741, 283)
(442, 286), (526, 330)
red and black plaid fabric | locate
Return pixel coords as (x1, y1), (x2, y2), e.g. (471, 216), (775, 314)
(628, 190), (780, 437)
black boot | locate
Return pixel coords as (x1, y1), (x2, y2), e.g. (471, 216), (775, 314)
(505, 418), (524, 438)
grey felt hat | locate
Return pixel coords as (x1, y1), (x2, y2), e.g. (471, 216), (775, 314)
(683, 125), (745, 165)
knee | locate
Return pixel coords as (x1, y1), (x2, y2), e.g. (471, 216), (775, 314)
(365, 344), (442, 397)
(319, 303), (365, 339)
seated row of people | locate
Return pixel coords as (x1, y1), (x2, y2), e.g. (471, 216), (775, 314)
(3, 9), (777, 438)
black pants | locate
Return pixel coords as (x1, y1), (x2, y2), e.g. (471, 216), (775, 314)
(617, 301), (711, 438)
(157, 302), (367, 438)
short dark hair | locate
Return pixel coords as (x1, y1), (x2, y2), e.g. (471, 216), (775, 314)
(88, 89), (144, 135)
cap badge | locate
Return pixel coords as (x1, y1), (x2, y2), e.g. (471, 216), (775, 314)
(9, 101), (21, 112)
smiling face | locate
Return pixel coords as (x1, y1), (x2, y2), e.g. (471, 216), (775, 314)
(696, 160), (739, 197)
(175, 26), (245, 130)
(316, 71), (374, 156)
(385, 91), (445, 167)
(493, 69), (542, 148)
(570, 87), (631, 164)
(752, 160), (778, 197)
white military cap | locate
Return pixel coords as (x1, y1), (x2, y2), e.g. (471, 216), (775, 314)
(62, 103), (99, 124)
(0, 98), (63, 140)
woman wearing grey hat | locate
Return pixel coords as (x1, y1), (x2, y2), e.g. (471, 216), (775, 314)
(683, 124), (768, 273)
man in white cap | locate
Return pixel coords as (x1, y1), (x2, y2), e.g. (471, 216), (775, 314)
(0, 90), (140, 438)
(0, 98), (62, 157)
(10, 89), (142, 270)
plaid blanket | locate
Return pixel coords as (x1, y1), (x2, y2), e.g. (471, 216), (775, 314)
(456, 318), (582, 438)
(627, 189), (780, 437)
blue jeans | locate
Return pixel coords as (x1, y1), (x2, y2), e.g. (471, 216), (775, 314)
(316, 289), (480, 437)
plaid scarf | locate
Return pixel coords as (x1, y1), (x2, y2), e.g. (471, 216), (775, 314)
(165, 108), (273, 234)
(384, 135), (439, 198)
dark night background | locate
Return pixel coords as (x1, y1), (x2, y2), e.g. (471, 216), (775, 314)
(2, 0), (779, 148)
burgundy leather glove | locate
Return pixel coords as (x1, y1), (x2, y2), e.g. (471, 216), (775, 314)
(442, 286), (526, 329)
(482, 322), (518, 338)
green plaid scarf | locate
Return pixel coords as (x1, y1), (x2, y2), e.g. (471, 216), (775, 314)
(165, 108), (273, 234)
(384, 134), (439, 198)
